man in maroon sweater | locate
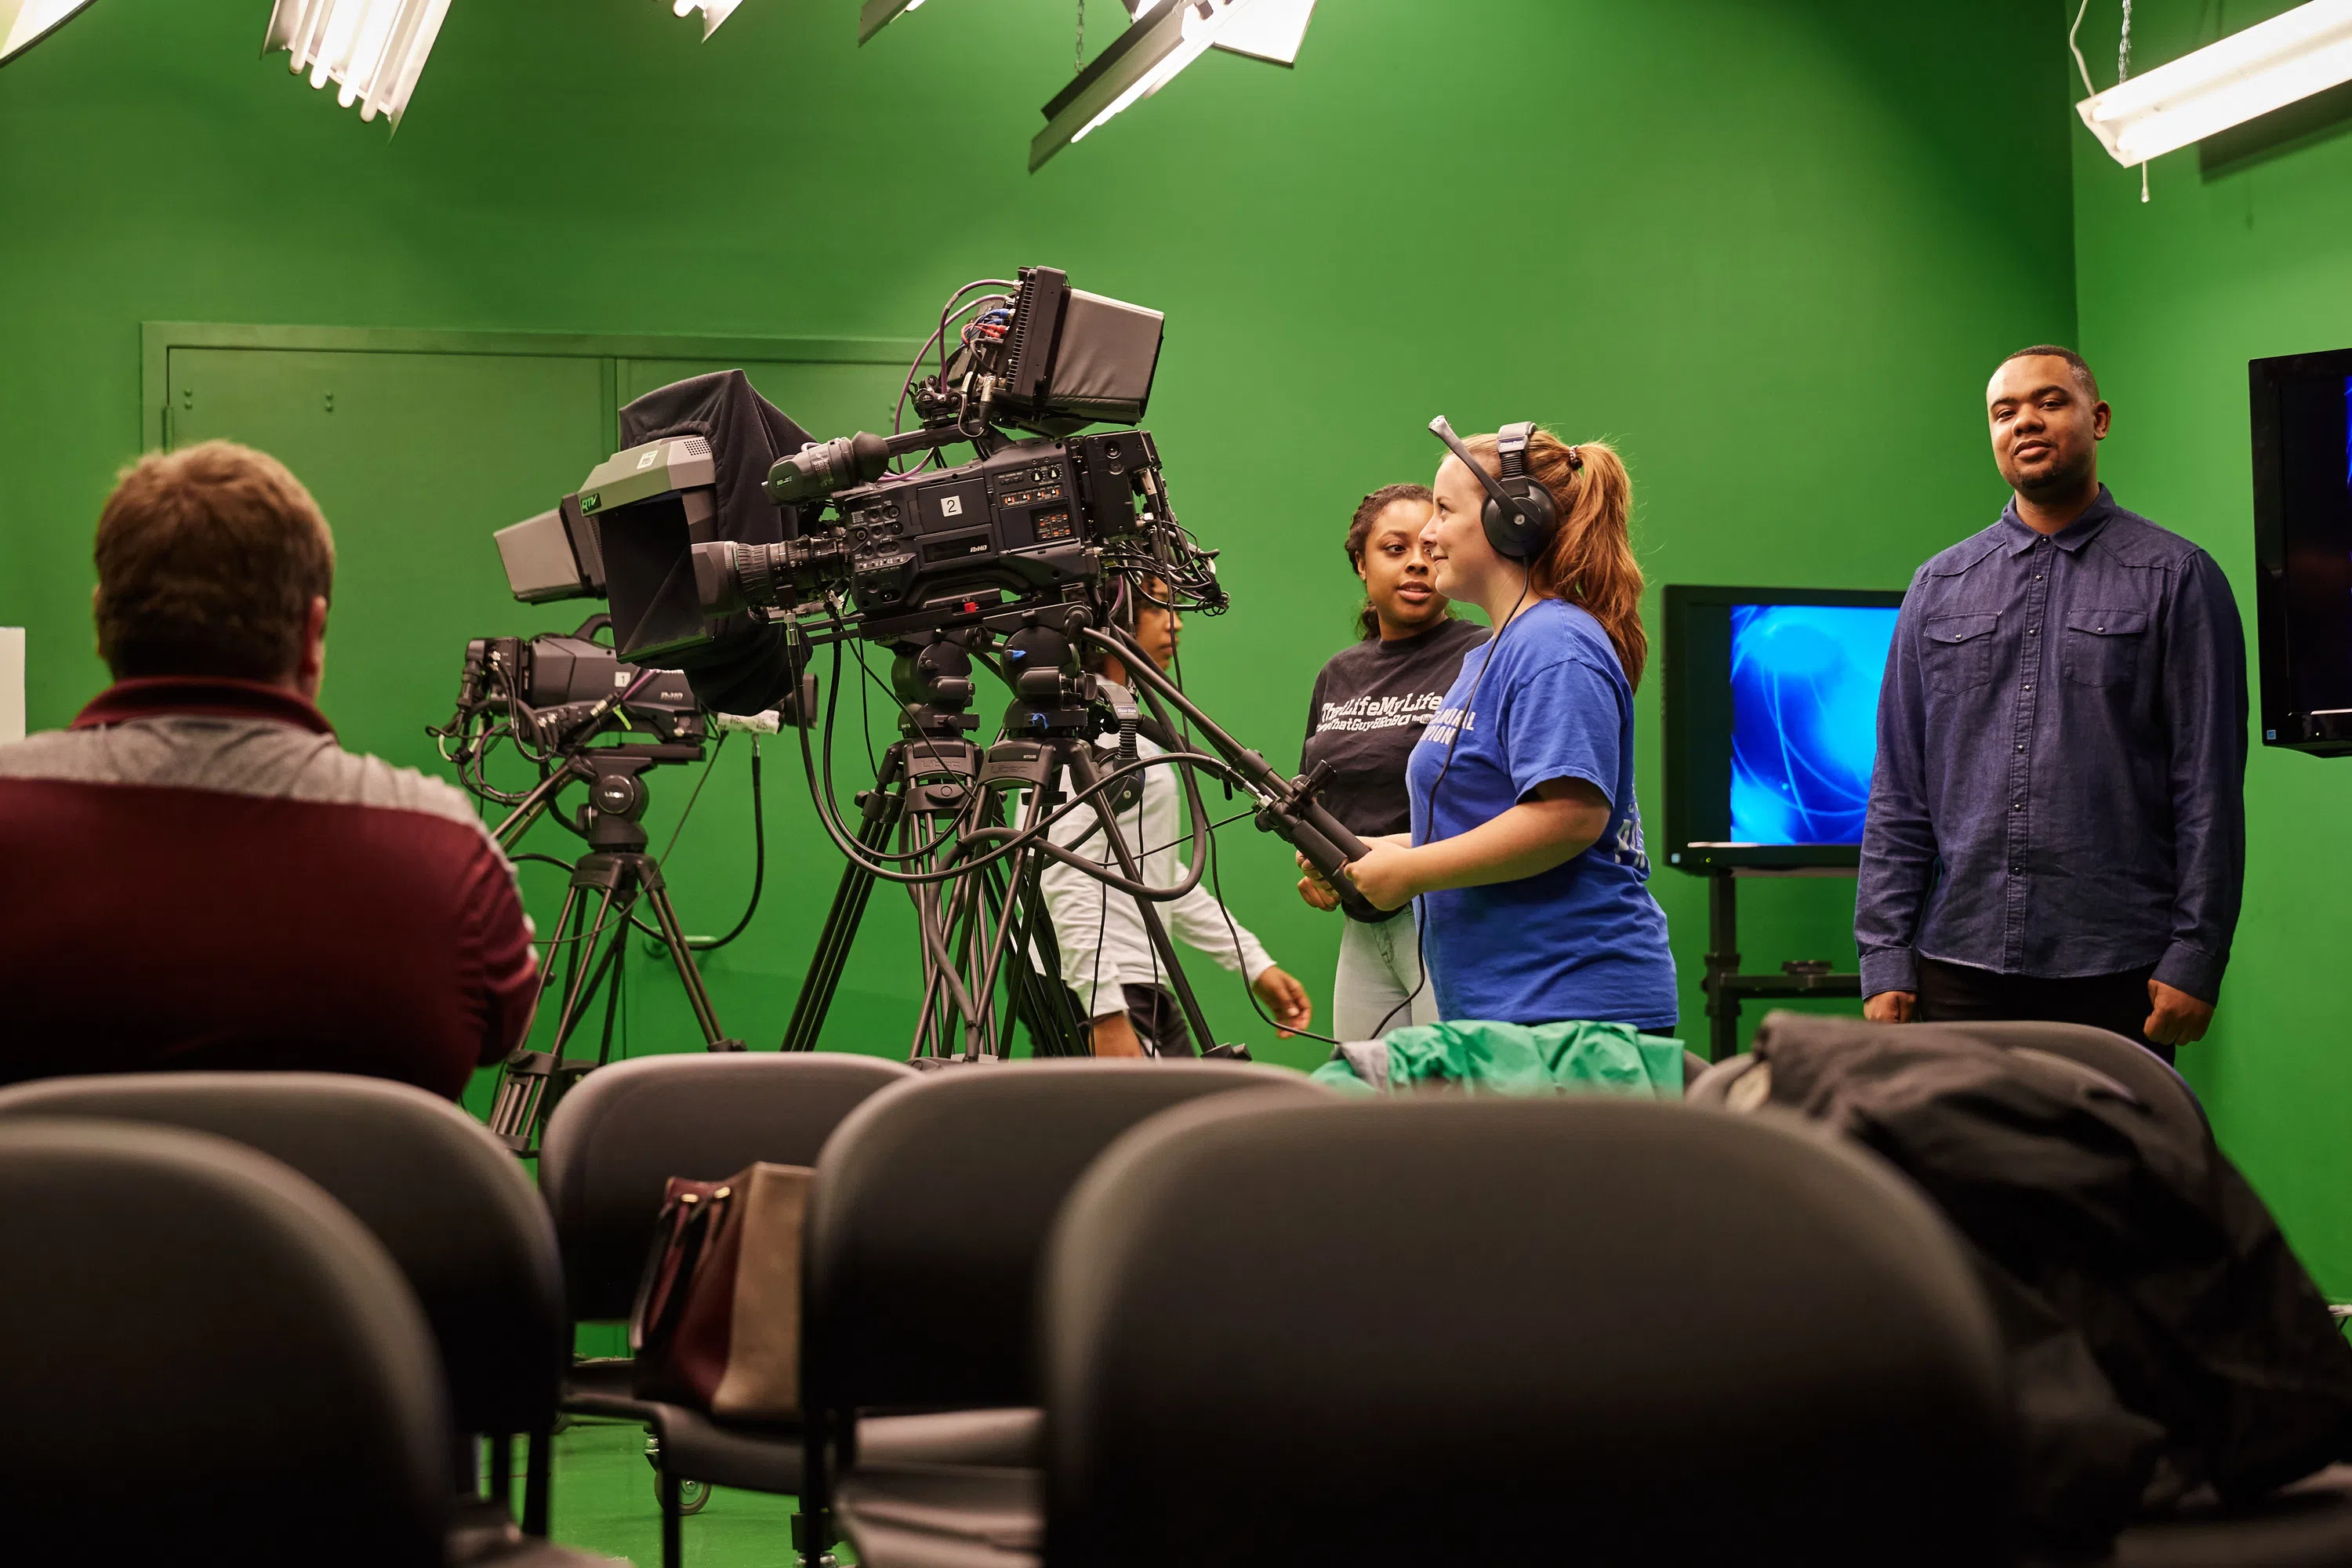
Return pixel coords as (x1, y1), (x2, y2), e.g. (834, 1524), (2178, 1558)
(0, 441), (538, 1099)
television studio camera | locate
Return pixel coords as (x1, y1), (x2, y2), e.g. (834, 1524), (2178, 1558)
(430, 615), (818, 1150)
(469, 264), (1378, 1094)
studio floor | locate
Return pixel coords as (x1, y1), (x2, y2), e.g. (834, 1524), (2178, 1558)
(539, 1420), (822, 1568)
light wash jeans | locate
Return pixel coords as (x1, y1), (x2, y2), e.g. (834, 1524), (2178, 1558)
(1333, 905), (1441, 1041)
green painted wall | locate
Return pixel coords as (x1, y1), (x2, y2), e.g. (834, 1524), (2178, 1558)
(2068, 2), (2352, 1291)
(0, 2), (2076, 1079)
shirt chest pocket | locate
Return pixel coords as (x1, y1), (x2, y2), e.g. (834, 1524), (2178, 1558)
(2061, 608), (2149, 688)
(1922, 612), (1998, 695)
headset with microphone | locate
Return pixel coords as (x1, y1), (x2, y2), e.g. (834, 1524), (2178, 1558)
(1427, 416), (1569, 561)
(1367, 417), (1574, 1030)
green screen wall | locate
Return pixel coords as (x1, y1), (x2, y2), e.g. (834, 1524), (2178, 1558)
(0, 4), (2078, 1083)
(2068, 2), (2352, 1292)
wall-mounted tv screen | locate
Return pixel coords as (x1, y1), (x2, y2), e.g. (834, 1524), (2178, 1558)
(2250, 347), (2352, 755)
(1663, 585), (1905, 872)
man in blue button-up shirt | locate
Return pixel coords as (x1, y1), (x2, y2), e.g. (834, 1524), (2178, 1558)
(1857, 347), (2247, 1062)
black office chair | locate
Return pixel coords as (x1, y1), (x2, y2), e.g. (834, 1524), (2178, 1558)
(1700, 1015), (2352, 1567)
(0, 1070), (604, 1563)
(537, 1051), (916, 1568)
(0, 1117), (452, 1566)
(1962, 1025), (2352, 1564)
(802, 1061), (1330, 1568)
(1041, 1094), (2016, 1567)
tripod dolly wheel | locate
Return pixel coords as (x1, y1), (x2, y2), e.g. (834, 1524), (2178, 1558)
(644, 1431), (711, 1514)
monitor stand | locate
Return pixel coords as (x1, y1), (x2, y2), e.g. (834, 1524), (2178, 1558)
(1702, 867), (1862, 1062)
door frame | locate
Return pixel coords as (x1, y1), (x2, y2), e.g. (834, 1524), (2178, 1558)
(142, 322), (927, 451)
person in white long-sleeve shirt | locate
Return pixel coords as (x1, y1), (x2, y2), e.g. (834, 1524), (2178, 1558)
(1038, 579), (1312, 1057)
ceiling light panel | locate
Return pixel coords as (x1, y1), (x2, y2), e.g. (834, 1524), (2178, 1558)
(2078, 0), (2352, 166)
(670, 0), (743, 41)
(263, 0), (452, 129)
(1210, 0), (1312, 65)
(1032, 0), (1309, 170)
(0, 0), (96, 67)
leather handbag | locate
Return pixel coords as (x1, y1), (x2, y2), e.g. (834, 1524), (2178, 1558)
(630, 1160), (814, 1420)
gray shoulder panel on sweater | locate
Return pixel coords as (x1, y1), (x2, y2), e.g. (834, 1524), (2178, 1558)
(0, 717), (497, 846)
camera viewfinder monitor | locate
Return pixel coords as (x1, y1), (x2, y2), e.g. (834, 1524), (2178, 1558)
(2250, 347), (2352, 754)
(1663, 585), (1905, 872)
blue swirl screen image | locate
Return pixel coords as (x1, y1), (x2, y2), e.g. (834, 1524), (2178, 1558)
(1729, 604), (1898, 844)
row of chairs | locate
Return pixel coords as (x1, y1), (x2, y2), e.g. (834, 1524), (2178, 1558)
(3, 1029), (2347, 1566)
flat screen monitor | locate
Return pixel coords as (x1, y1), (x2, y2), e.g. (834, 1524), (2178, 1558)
(1662, 585), (1905, 872)
(2250, 347), (2352, 754)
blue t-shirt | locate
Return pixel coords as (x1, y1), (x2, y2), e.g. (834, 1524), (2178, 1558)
(1405, 598), (1678, 1029)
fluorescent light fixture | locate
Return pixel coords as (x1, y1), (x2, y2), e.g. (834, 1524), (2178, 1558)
(864, 0), (1310, 60)
(2078, 0), (2352, 166)
(262, 0), (452, 130)
(670, 0), (743, 41)
(858, 0), (918, 45)
(0, 0), (96, 67)
(1208, 0), (1312, 65)
(1031, 0), (1313, 171)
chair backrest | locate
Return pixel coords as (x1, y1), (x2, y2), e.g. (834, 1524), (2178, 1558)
(805, 1060), (1325, 1415)
(0, 1118), (451, 1566)
(1897, 1018), (2205, 1134)
(1043, 1095), (2014, 1568)
(1704, 1015), (2205, 1138)
(541, 1051), (916, 1321)
(0, 1070), (564, 1439)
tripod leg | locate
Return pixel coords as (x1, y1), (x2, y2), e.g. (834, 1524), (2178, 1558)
(971, 786), (1083, 1057)
(1008, 860), (1090, 1055)
(894, 797), (985, 1057)
(783, 855), (877, 1053)
(933, 837), (1000, 1057)
(782, 753), (906, 1052)
(640, 877), (742, 1051)
(997, 873), (1087, 1055)
(488, 876), (600, 1149)
(532, 879), (590, 1023)
(546, 881), (630, 1058)
(593, 936), (626, 1068)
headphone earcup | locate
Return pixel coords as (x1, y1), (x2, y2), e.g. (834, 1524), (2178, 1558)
(1482, 481), (1557, 561)
(1479, 495), (1519, 558)
(1512, 478), (1559, 544)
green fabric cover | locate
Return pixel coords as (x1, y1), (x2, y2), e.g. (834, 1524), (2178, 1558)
(1311, 1018), (1685, 1099)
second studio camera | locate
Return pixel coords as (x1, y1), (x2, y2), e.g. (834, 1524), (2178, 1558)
(452, 622), (703, 756)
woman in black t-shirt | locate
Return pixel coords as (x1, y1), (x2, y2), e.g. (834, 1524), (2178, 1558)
(1298, 483), (1488, 1039)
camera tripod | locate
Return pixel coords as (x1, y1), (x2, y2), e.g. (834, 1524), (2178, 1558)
(488, 745), (745, 1155)
(782, 619), (1218, 1062)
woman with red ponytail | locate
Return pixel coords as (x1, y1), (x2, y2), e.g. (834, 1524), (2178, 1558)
(1317, 425), (1677, 1032)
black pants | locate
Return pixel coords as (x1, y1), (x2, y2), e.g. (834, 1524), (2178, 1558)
(1913, 956), (2167, 1062)
(1074, 982), (1196, 1058)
